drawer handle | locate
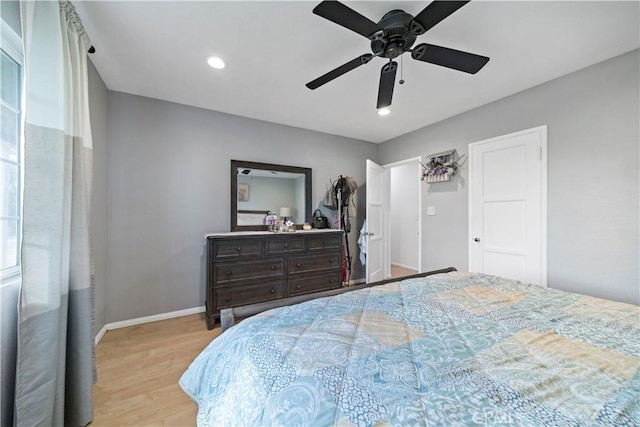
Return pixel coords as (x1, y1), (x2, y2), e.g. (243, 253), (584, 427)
(270, 289), (275, 294)
(329, 259), (335, 263)
(296, 284), (301, 289)
(296, 263), (301, 268)
(330, 279), (335, 283)
(226, 271), (232, 276)
(225, 296), (231, 302)
(284, 243), (289, 248)
(236, 247), (242, 252)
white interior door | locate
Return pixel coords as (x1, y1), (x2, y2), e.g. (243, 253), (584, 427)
(469, 126), (547, 286)
(366, 159), (386, 283)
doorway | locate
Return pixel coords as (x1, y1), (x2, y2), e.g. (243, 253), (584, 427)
(388, 159), (421, 278)
(365, 157), (422, 282)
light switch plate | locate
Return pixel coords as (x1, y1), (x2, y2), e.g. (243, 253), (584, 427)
(427, 206), (436, 216)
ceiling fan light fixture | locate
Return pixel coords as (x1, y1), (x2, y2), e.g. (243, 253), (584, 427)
(378, 108), (391, 116)
(207, 56), (226, 70)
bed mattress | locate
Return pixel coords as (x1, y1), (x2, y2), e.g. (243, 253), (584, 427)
(180, 271), (639, 426)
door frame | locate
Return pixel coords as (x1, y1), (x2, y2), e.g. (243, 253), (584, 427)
(382, 156), (423, 277)
(468, 125), (547, 286)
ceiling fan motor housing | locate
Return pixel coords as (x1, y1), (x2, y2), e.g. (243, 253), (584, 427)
(371, 10), (417, 59)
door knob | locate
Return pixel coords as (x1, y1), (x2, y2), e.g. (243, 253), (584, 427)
(473, 237), (481, 242)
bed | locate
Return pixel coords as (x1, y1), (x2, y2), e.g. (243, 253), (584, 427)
(180, 270), (639, 426)
(237, 209), (268, 226)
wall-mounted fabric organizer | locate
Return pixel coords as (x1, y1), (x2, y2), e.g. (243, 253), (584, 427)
(421, 149), (465, 183)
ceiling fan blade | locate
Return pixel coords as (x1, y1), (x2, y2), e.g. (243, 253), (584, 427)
(313, 1), (382, 38)
(377, 61), (397, 109)
(411, 43), (489, 74)
(306, 54), (374, 90)
(411, 1), (470, 34)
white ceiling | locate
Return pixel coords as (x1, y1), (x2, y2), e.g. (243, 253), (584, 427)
(75, 1), (639, 143)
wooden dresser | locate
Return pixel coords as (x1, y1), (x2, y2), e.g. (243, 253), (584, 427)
(205, 230), (344, 329)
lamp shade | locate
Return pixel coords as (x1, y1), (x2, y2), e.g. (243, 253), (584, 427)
(279, 207), (292, 218)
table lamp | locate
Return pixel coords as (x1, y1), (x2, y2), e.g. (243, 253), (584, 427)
(279, 207), (292, 222)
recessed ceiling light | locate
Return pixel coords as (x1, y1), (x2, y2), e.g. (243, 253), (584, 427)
(378, 108), (391, 116)
(207, 56), (226, 70)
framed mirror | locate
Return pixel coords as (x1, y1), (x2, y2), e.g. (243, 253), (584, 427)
(231, 160), (312, 231)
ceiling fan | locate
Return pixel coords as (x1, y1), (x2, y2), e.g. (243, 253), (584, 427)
(306, 0), (490, 109)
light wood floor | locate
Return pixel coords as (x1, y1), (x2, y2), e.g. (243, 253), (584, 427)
(92, 313), (220, 426)
(391, 264), (417, 279)
(92, 270), (417, 426)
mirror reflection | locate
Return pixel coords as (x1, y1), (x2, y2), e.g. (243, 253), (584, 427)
(231, 160), (312, 231)
(237, 169), (306, 225)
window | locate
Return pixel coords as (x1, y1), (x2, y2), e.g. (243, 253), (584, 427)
(1, 20), (23, 280)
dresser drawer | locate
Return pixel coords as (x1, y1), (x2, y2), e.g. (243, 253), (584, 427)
(214, 259), (283, 285)
(289, 252), (340, 274)
(210, 238), (263, 261)
(266, 237), (305, 255)
(308, 233), (342, 251)
(205, 231), (347, 329)
(289, 272), (342, 296)
(216, 281), (284, 309)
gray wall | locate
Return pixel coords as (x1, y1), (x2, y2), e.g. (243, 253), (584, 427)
(88, 59), (109, 337)
(379, 49), (639, 305)
(106, 91), (377, 322)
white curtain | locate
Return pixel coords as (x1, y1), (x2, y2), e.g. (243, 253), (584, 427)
(15, 1), (95, 425)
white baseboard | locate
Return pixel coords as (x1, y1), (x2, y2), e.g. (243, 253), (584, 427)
(94, 324), (108, 346)
(94, 306), (205, 345)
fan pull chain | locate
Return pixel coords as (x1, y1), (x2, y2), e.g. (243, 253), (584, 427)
(399, 54), (405, 85)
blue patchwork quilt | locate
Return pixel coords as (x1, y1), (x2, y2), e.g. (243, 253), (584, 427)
(180, 272), (639, 426)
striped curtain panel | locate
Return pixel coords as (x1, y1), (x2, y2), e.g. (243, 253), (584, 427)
(15, 1), (95, 426)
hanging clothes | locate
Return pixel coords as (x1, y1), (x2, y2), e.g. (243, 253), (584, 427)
(332, 175), (359, 283)
(335, 176), (359, 209)
(357, 220), (367, 266)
